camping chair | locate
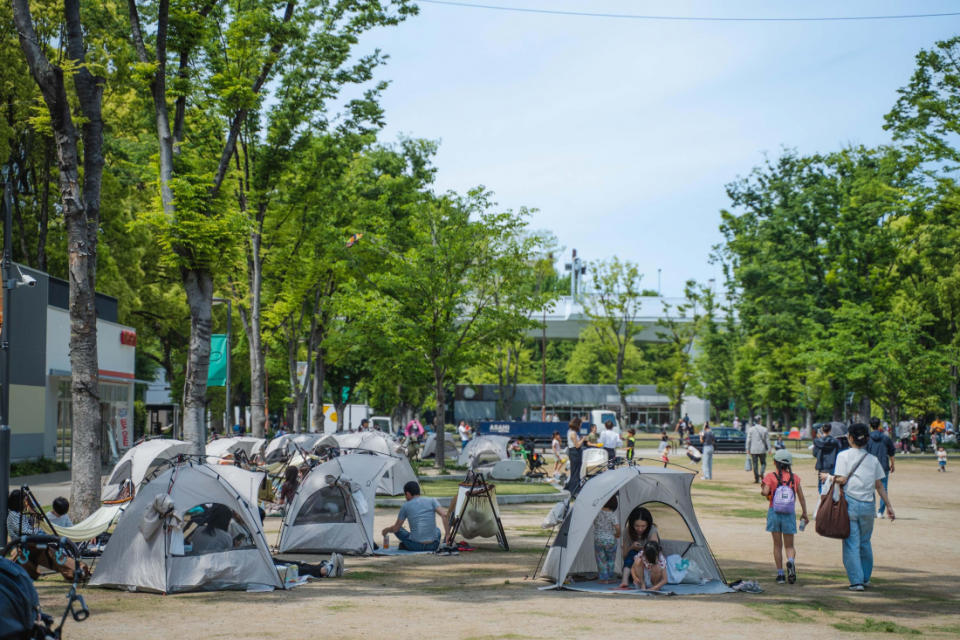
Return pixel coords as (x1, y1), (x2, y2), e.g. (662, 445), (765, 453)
(447, 472), (509, 551)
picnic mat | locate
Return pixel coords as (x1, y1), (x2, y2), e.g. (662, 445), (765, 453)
(542, 579), (734, 596)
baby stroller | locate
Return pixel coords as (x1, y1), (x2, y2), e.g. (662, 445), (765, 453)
(1, 535), (89, 639)
(522, 443), (546, 479)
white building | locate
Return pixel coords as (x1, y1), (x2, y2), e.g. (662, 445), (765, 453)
(7, 265), (137, 462)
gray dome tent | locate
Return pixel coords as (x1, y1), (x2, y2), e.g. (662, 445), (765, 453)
(317, 432), (417, 496)
(90, 462), (282, 593)
(541, 466), (731, 595)
(276, 454), (395, 554)
(457, 435), (510, 468)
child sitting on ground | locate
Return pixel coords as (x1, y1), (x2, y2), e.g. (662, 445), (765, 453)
(937, 446), (947, 472)
(45, 496), (73, 527)
(592, 495), (621, 583)
(630, 541), (667, 591)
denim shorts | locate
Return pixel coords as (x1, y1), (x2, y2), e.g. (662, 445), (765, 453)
(766, 507), (797, 534)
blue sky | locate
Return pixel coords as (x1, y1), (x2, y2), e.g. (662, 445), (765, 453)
(359, 1), (960, 296)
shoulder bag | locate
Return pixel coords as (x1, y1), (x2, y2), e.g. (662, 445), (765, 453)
(815, 452), (867, 539)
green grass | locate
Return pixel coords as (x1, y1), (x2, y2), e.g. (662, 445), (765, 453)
(420, 480), (559, 497)
(832, 618), (920, 635)
(692, 482), (749, 493)
(725, 508), (770, 519)
(342, 570), (381, 581)
(744, 600), (832, 622)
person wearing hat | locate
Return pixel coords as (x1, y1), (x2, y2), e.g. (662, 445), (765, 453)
(760, 448), (809, 585)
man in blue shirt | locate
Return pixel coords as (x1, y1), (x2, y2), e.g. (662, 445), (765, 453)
(866, 417), (896, 518)
(382, 481), (450, 551)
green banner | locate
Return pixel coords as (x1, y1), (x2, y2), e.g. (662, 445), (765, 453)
(207, 334), (228, 387)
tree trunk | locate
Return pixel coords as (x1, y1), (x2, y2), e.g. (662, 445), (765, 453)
(616, 343), (627, 425)
(13, 0), (105, 520)
(311, 349), (326, 433)
(181, 268), (213, 455)
(37, 136), (52, 272)
(949, 365), (958, 431)
(859, 394), (871, 423)
(435, 372), (447, 470)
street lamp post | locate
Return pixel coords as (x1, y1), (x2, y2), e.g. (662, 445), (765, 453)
(212, 297), (232, 437)
(0, 181), (10, 545)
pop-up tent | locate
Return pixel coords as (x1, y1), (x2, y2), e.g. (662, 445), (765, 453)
(421, 432), (458, 460)
(90, 462), (282, 593)
(102, 439), (192, 502)
(206, 437), (265, 461)
(263, 434), (296, 463)
(317, 432), (417, 496)
(276, 454), (395, 555)
(291, 433), (324, 452)
(540, 466), (730, 594)
(457, 435), (510, 468)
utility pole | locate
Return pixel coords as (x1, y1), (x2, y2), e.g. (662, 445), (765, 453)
(1, 180), (16, 543)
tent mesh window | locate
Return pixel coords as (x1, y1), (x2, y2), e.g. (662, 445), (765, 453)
(294, 486), (358, 525)
(182, 503), (257, 555)
(107, 459), (132, 486)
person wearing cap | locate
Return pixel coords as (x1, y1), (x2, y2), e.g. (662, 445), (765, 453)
(746, 415), (771, 483)
(760, 449), (809, 585)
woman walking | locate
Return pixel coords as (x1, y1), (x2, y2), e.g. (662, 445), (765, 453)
(564, 418), (584, 494)
(833, 423), (895, 591)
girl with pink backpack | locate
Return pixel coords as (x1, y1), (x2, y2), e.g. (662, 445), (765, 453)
(761, 449), (810, 585)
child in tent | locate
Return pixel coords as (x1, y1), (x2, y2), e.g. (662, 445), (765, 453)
(625, 429), (636, 465)
(937, 446), (947, 471)
(761, 449), (809, 585)
(630, 541), (667, 591)
(46, 496), (73, 527)
(592, 495), (621, 583)
(618, 506), (660, 588)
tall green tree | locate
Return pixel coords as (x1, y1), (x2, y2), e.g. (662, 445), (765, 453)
(373, 190), (540, 468)
(12, 0), (107, 517)
(581, 257), (646, 422)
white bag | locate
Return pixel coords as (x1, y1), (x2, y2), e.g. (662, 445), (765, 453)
(744, 455), (752, 472)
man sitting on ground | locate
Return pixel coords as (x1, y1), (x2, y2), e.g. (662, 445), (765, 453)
(381, 481), (450, 551)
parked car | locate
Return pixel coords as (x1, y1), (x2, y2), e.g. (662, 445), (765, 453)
(688, 427), (746, 452)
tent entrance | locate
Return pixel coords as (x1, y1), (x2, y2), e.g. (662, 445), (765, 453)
(293, 486), (358, 525)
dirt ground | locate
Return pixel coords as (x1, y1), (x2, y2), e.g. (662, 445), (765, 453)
(35, 455), (960, 640)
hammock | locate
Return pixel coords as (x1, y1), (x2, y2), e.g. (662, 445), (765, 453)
(39, 504), (126, 542)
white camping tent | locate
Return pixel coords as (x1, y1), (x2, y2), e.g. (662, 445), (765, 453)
(206, 437), (265, 461)
(276, 454), (395, 554)
(541, 466), (726, 590)
(457, 435), (510, 468)
(421, 432), (458, 460)
(317, 432), (418, 496)
(263, 434), (295, 463)
(214, 465), (267, 511)
(581, 447), (609, 479)
(291, 433), (324, 452)
(90, 463), (282, 593)
(102, 439), (192, 502)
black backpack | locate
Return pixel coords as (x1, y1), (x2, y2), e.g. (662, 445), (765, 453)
(0, 557), (40, 640)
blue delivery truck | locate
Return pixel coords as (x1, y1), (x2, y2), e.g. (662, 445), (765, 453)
(476, 409), (620, 446)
